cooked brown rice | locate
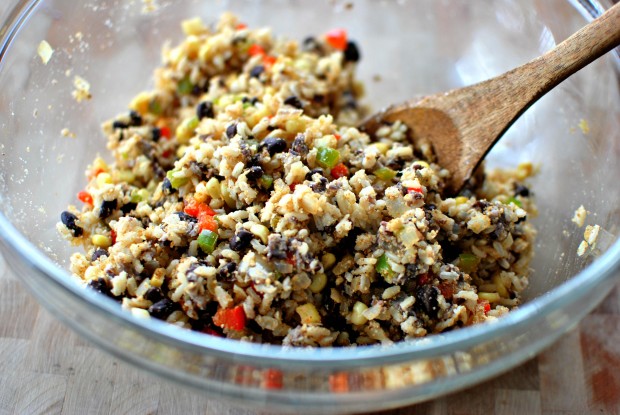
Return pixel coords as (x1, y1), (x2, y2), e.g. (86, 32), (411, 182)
(58, 13), (536, 346)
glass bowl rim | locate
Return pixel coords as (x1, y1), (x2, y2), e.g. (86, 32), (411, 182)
(0, 0), (619, 367)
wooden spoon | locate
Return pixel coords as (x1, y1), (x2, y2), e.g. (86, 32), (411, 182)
(360, 2), (620, 195)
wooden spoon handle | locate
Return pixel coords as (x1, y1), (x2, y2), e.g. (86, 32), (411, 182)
(501, 2), (620, 109)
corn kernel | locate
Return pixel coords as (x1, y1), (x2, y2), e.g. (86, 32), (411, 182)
(176, 145), (188, 159)
(516, 161), (534, 180)
(492, 274), (509, 298)
(129, 91), (152, 115)
(370, 142), (390, 154)
(185, 36), (201, 59)
(413, 160), (430, 169)
(131, 308), (151, 319)
(478, 292), (501, 303)
(96, 172), (113, 186)
(220, 181), (236, 208)
(150, 268), (166, 288)
(285, 118), (305, 134)
(454, 196), (469, 205)
(92, 234), (112, 248)
(250, 223), (269, 244)
(175, 116), (199, 144)
(296, 303), (321, 325)
(206, 177), (221, 199)
(309, 273), (327, 293)
(91, 156), (108, 174)
(350, 301), (368, 325)
(321, 253), (336, 270)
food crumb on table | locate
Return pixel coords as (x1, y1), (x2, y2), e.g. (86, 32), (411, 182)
(57, 13), (537, 347)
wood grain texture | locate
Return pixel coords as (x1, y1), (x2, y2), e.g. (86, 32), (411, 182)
(0, 252), (619, 415)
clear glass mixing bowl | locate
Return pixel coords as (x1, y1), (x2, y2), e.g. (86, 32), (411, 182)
(0, 0), (619, 412)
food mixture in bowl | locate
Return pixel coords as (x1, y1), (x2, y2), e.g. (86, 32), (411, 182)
(57, 14), (536, 346)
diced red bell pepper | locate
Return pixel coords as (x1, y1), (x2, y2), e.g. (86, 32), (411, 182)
(77, 190), (93, 205)
(161, 149), (173, 158)
(325, 28), (348, 50)
(248, 44), (266, 56)
(478, 299), (491, 315)
(198, 214), (218, 232)
(330, 163), (349, 179)
(264, 369), (283, 390)
(334, 133), (341, 141)
(262, 55), (277, 67)
(236, 23), (248, 30)
(184, 199), (216, 217)
(160, 126), (172, 139)
(185, 199), (218, 232)
(407, 186), (423, 194)
(213, 305), (246, 331)
(286, 252), (296, 266)
(110, 229), (117, 245)
(289, 182), (298, 192)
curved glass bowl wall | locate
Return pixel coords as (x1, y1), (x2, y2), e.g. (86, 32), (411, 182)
(0, 0), (619, 412)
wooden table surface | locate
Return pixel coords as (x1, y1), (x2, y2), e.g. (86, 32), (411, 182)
(0, 251), (619, 415)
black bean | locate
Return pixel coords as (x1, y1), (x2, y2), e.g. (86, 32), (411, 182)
(250, 65), (264, 78)
(120, 202), (137, 214)
(148, 298), (176, 320)
(91, 248), (108, 261)
(145, 287), (164, 303)
(216, 262), (237, 281)
(241, 96), (260, 107)
(514, 184), (530, 197)
(226, 123), (237, 138)
(247, 154), (262, 167)
(343, 41), (360, 62)
(99, 200), (117, 219)
(87, 278), (111, 296)
(261, 137), (287, 156)
(129, 110), (142, 126)
(310, 177), (329, 193)
(196, 101), (214, 120)
(174, 211), (198, 223)
(473, 200), (490, 210)
(302, 36), (322, 53)
(162, 178), (174, 194)
(305, 168), (323, 181)
(283, 96), (303, 109)
(112, 120), (129, 130)
(313, 94), (325, 103)
(267, 234), (288, 260)
(151, 127), (162, 141)
(229, 230), (253, 252)
(291, 134), (308, 156)
(245, 165), (264, 180)
(60, 211), (83, 236)
(414, 285), (440, 319)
